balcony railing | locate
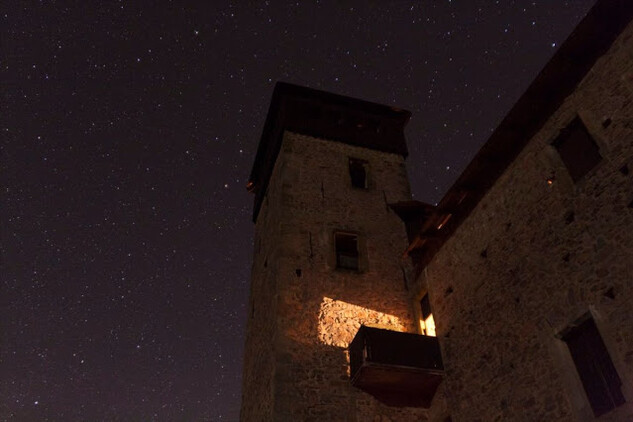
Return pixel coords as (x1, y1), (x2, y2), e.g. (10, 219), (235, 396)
(349, 325), (444, 408)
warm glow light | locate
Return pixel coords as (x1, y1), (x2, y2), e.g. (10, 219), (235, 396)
(318, 297), (405, 348)
(436, 213), (452, 230)
(423, 314), (436, 337)
(418, 314), (436, 337)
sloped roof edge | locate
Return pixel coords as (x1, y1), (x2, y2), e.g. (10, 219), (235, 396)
(410, 0), (633, 272)
(248, 82), (411, 222)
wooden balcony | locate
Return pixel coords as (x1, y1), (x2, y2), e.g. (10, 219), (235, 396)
(349, 325), (443, 408)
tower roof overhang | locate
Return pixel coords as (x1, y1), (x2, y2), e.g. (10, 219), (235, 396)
(248, 82), (411, 222)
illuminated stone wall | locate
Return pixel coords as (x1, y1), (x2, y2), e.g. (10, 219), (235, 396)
(419, 20), (633, 422)
(241, 131), (434, 420)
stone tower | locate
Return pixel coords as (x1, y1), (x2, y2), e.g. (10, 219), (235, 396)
(241, 83), (435, 420)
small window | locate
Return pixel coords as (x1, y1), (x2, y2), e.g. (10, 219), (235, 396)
(420, 294), (436, 337)
(562, 317), (625, 417)
(335, 232), (359, 270)
(349, 158), (368, 189)
(552, 117), (602, 182)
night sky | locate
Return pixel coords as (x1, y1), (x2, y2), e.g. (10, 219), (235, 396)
(3, 1), (596, 420)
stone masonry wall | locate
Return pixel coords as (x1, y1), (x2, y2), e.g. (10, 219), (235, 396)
(418, 20), (633, 422)
(241, 132), (288, 420)
(243, 130), (430, 421)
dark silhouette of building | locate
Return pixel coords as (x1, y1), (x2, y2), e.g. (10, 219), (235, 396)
(242, 1), (633, 420)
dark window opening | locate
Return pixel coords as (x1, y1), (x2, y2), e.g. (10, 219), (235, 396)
(405, 218), (422, 243)
(553, 117), (602, 182)
(335, 232), (359, 270)
(562, 317), (625, 417)
(420, 295), (432, 320)
(349, 158), (368, 189)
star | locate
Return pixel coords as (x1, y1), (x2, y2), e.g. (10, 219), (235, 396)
(4, 0), (597, 419)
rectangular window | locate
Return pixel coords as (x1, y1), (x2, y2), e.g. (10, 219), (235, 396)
(562, 317), (625, 416)
(349, 158), (368, 189)
(335, 232), (359, 270)
(420, 294), (436, 337)
(552, 117), (602, 182)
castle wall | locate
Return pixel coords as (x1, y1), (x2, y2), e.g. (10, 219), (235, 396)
(419, 20), (633, 421)
(241, 131), (287, 420)
(242, 131), (429, 421)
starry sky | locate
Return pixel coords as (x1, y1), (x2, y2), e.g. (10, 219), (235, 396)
(3, 1), (596, 420)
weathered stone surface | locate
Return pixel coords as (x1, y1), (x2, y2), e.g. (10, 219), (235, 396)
(242, 133), (431, 420)
(417, 18), (633, 422)
(243, 9), (633, 421)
